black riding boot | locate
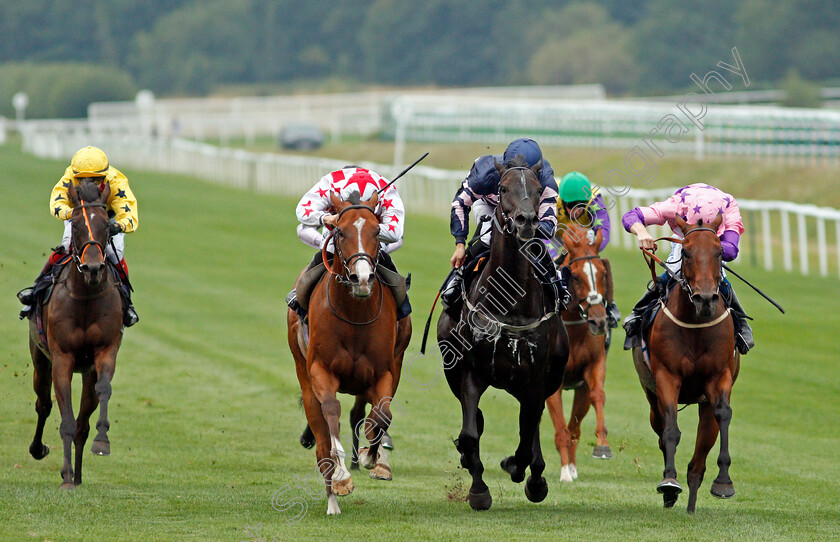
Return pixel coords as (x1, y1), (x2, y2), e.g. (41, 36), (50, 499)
(377, 251), (412, 320)
(121, 284), (139, 327)
(287, 252), (325, 318)
(725, 286), (754, 355)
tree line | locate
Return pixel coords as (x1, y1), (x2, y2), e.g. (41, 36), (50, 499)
(0, 0), (837, 118)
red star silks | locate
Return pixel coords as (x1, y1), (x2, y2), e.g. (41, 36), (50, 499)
(381, 198), (394, 210)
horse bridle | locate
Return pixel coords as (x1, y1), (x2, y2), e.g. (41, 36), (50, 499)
(70, 201), (109, 271)
(563, 252), (606, 324)
(640, 226), (722, 296)
(322, 204), (381, 284)
(492, 167), (538, 237)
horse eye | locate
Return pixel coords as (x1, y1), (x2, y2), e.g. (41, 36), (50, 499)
(500, 186), (507, 194)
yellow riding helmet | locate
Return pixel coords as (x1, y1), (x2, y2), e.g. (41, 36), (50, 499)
(71, 146), (110, 178)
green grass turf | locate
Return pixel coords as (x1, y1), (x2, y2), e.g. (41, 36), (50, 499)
(0, 143), (838, 541)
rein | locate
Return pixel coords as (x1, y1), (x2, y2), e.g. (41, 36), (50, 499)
(639, 227), (718, 293)
(464, 296), (556, 333)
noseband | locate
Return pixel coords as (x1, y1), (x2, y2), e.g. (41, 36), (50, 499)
(71, 201), (109, 271)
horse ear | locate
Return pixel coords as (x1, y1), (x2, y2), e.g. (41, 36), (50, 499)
(364, 190), (378, 209)
(710, 212), (723, 231)
(329, 190), (344, 212)
(68, 181), (79, 206)
(531, 159), (542, 176)
(675, 213), (688, 231)
(494, 158), (505, 176)
(594, 227), (604, 249)
(100, 181), (111, 203)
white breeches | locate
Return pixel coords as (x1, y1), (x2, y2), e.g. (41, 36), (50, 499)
(62, 220), (124, 264)
(472, 200), (494, 246)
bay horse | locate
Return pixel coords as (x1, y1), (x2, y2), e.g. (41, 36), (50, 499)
(546, 222), (611, 483)
(633, 214), (740, 513)
(287, 191), (412, 516)
(437, 157), (568, 511)
(28, 180), (123, 489)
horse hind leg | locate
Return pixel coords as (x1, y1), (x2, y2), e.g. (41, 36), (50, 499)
(501, 397), (542, 486)
(361, 376), (396, 481)
(566, 385), (592, 479)
(349, 396), (366, 471)
(686, 400), (719, 513)
(73, 369), (99, 485)
(29, 341), (52, 460)
(90, 354), (116, 456)
(545, 390), (574, 482)
(588, 358), (612, 460)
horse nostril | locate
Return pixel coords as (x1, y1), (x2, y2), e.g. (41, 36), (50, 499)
(349, 274), (359, 284)
(514, 215), (526, 227)
(711, 293), (720, 304)
(367, 273), (375, 284)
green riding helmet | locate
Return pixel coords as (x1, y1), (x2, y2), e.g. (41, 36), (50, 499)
(559, 171), (593, 204)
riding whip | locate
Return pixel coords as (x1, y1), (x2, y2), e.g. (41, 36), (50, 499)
(722, 264), (785, 314)
(377, 152), (430, 194)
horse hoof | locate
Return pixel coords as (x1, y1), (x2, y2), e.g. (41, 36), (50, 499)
(350, 462), (360, 471)
(657, 478), (682, 508)
(59, 482), (76, 491)
(525, 476), (548, 503)
(382, 432), (394, 450)
(468, 489), (492, 511)
(300, 435), (315, 449)
(500, 456), (525, 483)
(560, 465), (574, 482)
(332, 476), (354, 496)
(90, 441), (110, 456)
(30, 443), (50, 460)
(370, 464), (392, 481)
(711, 482), (735, 499)
(592, 445), (613, 459)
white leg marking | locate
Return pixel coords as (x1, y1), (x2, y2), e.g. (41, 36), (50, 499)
(326, 493), (341, 515)
(560, 464), (574, 482)
(331, 436), (350, 482)
(570, 463), (578, 480)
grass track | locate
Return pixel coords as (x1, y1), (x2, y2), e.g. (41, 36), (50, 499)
(0, 143), (838, 541)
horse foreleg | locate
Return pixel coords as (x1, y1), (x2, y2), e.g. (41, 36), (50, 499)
(501, 397), (542, 485)
(653, 370), (682, 508)
(90, 350), (116, 456)
(566, 385), (591, 479)
(456, 370), (491, 510)
(524, 412), (549, 503)
(545, 390), (573, 481)
(349, 396), (366, 470)
(29, 340), (52, 460)
(51, 354), (76, 489)
(686, 401), (719, 513)
(310, 364), (352, 501)
(588, 357), (611, 460)
(362, 373), (395, 481)
(709, 379), (735, 501)
(73, 369), (99, 485)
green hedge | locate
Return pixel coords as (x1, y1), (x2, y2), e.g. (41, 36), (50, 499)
(0, 63), (137, 119)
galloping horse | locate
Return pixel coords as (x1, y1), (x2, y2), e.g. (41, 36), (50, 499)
(438, 157), (568, 511)
(633, 214), (740, 513)
(28, 180), (124, 488)
(546, 222), (612, 483)
(287, 191), (411, 516)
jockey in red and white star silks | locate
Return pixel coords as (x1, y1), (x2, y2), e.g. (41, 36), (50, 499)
(295, 167), (405, 253)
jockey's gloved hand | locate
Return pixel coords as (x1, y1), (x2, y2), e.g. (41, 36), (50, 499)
(586, 228), (597, 245)
(108, 219), (123, 236)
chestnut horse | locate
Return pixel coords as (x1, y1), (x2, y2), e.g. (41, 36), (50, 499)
(287, 191), (411, 516)
(546, 222), (611, 483)
(438, 157), (568, 511)
(28, 180), (123, 489)
(633, 214), (740, 513)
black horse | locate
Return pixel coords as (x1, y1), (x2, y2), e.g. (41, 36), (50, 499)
(437, 157), (569, 510)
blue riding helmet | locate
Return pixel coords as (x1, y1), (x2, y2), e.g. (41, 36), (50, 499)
(503, 138), (542, 167)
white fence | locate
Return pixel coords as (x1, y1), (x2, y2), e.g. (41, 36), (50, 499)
(388, 96), (840, 163)
(19, 126), (840, 279)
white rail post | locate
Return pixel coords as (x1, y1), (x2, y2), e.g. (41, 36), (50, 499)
(761, 208), (772, 271)
(797, 212), (808, 275)
(781, 210), (792, 272)
(817, 217), (828, 277)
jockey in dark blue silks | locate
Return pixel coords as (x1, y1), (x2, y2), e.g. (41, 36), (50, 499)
(441, 138), (563, 310)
